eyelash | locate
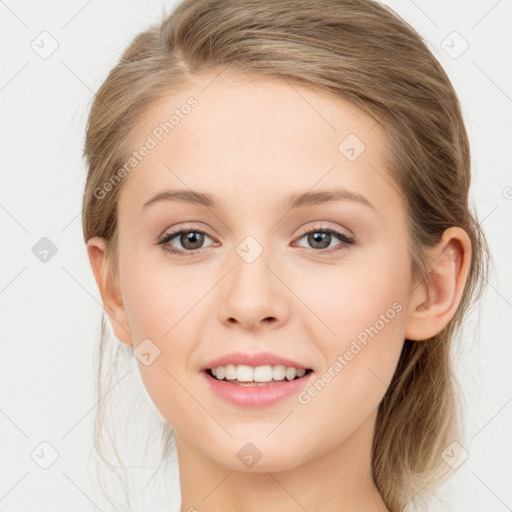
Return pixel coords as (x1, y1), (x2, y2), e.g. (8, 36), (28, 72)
(156, 224), (355, 257)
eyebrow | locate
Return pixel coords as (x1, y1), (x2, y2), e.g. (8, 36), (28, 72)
(143, 189), (217, 209)
(142, 188), (376, 212)
(284, 189), (376, 212)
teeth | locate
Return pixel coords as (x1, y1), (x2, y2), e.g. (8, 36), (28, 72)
(209, 364), (309, 383)
(254, 365), (273, 382)
(285, 367), (297, 380)
(236, 365), (254, 382)
(272, 365), (286, 381)
(225, 364), (237, 380)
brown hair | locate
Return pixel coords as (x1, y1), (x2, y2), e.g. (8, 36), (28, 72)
(82, 1), (490, 510)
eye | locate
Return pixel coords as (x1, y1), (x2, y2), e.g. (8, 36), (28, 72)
(156, 226), (217, 255)
(293, 225), (355, 253)
(156, 224), (355, 257)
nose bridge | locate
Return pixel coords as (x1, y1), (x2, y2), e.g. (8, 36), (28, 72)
(217, 233), (289, 329)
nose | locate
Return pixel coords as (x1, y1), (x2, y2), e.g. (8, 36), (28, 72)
(217, 249), (290, 331)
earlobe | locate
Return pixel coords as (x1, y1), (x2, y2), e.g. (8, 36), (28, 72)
(86, 237), (133, 345)
(404, 227), (472, 341)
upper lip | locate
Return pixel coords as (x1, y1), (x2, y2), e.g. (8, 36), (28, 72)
(201, 351), (311, 371)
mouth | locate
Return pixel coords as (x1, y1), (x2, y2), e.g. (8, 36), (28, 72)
(205, 364), (314, 386)
(202, 361), (315, 407)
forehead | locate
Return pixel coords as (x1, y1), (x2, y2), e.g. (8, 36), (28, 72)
(118, 71), (400, 217)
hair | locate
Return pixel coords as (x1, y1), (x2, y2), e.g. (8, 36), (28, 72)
(81, 0), (490, 510)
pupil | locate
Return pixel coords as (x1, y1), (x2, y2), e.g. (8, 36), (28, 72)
(182, 232), (204, 250)
(309, 232), (330, 249)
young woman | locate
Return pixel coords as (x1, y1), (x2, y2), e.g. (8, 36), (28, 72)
(82, 1), (489, 510)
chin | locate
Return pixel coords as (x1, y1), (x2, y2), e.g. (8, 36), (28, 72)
(206, 435), (313, 473)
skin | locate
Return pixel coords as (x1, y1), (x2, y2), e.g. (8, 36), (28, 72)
(87, 71), (471, 512)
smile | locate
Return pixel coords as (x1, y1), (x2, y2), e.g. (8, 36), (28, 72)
(206, 364), (312, 385)
(203, 364), (314, 407)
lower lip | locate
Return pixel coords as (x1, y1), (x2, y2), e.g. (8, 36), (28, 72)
(202, 371), (313, 408)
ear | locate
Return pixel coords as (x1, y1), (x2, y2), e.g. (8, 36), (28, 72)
(86, 237), (133, 345)
(404, 227), (472, 341)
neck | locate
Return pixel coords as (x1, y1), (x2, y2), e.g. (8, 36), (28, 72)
(175, 409), (389, 512)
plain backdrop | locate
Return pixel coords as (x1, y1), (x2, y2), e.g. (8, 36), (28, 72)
(1, 0), (511, 511)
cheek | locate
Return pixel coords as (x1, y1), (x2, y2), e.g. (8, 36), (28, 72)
(120, 249), (198, 342)
(301, 240), (410, 338)
(120, 268), (200, 428)
(289, 290), (407, 463)
(297, 243), (409, 415)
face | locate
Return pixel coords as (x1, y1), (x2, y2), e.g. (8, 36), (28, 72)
(112, 71), (415, 472)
